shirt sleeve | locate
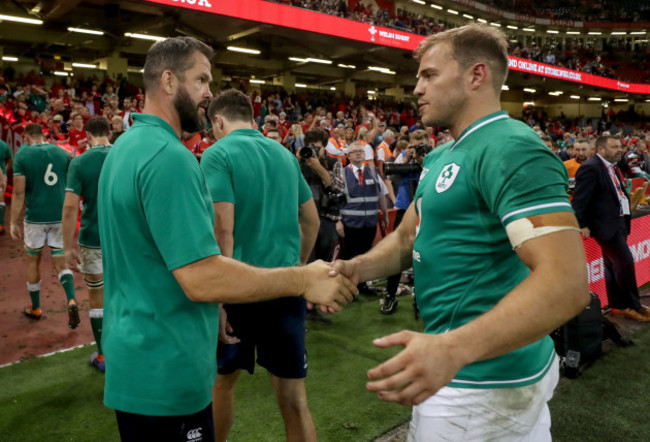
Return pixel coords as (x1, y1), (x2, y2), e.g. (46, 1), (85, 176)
(12, 150), (24, 176)
(141, 146), (220, 271)
(65, 157), (82, 195)
(364, 144), (374, 161)
(200, 145), (235, 204)
(478, 134), (573, 226)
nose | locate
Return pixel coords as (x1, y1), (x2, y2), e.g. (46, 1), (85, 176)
(413, 79), (424, 97)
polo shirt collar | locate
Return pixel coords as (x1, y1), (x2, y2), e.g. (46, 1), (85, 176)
(230, 128), (263, 138)
(132, 113), (179, 139)
(450, 110), (509, 151)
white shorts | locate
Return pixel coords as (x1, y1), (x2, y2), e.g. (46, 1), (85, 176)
(408, 356), (559, 442)
(79, 246), (103, 275)
(24, 222), (63, 251)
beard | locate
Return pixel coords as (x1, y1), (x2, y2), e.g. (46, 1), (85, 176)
(174, 84), (206, 133)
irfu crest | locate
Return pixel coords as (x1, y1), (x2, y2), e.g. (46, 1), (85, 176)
(435, 163), (461, 193)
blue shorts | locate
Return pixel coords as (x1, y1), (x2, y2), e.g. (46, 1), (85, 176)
(217, 297), (307, 379)
(115, 403), (214, 442)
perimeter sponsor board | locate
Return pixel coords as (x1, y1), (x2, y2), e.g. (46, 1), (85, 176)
(584, 216), (650, 308)
(145, 0), (650, 94)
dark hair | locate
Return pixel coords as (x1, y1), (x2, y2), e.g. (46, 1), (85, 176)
(207, 89), (253, 123)
(85, 116), (111, 138)
(266, 128), (281, 137)
(595, 135), (618, 150)
(24, 123), (44, 138)
(304, 128), (328, 146)
(143, 37), (214, 93)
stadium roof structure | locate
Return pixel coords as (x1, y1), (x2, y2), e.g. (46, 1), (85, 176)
(1, 0), (648, 104)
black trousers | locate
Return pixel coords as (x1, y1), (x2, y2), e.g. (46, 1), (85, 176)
(341, 224), (377, 261)
(309, 218), (339, 263)
(595, 226), (641, 310)
(386, 209), (407, 296)
(115, 403), (214, 442)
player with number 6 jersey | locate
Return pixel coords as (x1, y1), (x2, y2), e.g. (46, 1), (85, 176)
(10, 123), (79, 329)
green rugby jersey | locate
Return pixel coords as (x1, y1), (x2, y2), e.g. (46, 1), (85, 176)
(12, 142), (69, 223)
(201, 128), (312, 268)
(0, 139), (11, 175)
(413, 111), (571, 389)
(65, 144), (111, 248)
(99, 113), (220, 416)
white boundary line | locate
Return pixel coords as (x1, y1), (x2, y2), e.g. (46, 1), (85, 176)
(0, 342), (95, 369)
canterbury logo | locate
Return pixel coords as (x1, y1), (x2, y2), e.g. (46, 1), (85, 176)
(186, 428), (203, 441)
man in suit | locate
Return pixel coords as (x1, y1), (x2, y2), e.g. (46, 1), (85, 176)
(572, 135), (649, 321)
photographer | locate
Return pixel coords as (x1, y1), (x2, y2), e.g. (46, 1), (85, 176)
(299, 128), (346, 324)
(381, 132), (431, 314)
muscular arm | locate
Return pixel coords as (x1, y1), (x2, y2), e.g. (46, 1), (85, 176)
(365, 212), (590, 405)
(62, 192), (81, 270)
(213, 202), (234, 258)
(9, 176), (25, 240)
(298, 198), (320, 264)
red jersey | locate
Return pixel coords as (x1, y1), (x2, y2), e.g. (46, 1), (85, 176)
(68, 128), (88, 151)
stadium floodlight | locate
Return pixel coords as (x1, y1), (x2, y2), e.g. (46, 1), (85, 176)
(630, 31), (647, 35)
(412, 0), (425, 4)
(289, 57), (307, 62)
(501, 85), (509, 90)
(507, 25), (518, 30)
(587, 97), (602, 101)
(588, 32), (602, 35)
(125, 32), (166, 41)
(368, 66), (396, 75)
(0, 14), (43, 25)
(523, 102), (535, 106)
(548, 92), (561, 96)
(567, 31), (581, 35)
(522, 28), (535, 32)
(523, 88), (536, 93)
(448, 9), (459, 15)
(614, 98), (628, 102)
(68, 27), (104, 35)
(430, 4), (443, 10)
(72, 63), (97, 69)
(367, 90), (376, 94)
(337, 64), (356, 69)
(2, 56), (18, 62)
(463, 14), (474, 19)
(54, 71), (69, 76)
(477, 18), (488, 24)
(570, 95), (580, 99)
(611, 32), (626, 35)
(227, 46), (261, 55)
(547, 30), (559, 34)
(249, 79), (265, 84)
(295, 83), (307, 88)
(306, 58), (332, 64)
(330, 87), (336, 90)
(490, 23), (501, 27)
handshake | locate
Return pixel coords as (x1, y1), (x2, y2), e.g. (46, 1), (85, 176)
(300, 259), (360, 314)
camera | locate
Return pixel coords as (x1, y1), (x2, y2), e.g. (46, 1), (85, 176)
(383, 162), (422, 177)
(320, 186), (346, 214)
(413, 142), (432, 157)
(299, 145), (319, 160)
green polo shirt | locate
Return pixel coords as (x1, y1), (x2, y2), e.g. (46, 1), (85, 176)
(0, 139), (11, 175)
(200, 128), (312, 268)
(98, 113), (220, 416)
(413, 111), (572, 389)
(65, 144), (111, 248)
(12, 142), (69, 223)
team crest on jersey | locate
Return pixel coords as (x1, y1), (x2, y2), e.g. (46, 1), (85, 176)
(435, 163), (460, 193)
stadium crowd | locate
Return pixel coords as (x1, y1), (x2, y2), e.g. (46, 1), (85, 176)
(267, 0), (650, 84)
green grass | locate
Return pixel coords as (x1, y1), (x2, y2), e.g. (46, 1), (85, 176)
(3, 291), (650, 441)
(0, 293), (418, 442)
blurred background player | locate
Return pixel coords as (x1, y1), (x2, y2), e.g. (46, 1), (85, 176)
(9, 123), (79, 328)
(62, 116), (112, 371)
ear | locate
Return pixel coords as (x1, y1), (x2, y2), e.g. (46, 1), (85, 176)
(468, 62), (489, 91)
(161, 70), (176, 96)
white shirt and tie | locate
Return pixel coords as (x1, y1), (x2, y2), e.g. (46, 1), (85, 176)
(597, 153), (630, 216)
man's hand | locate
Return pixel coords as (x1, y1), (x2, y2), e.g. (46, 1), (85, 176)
(9, 222), (23, 241)
(305, 157), (321, 170)
(329, 259), (361, 286)
(301, 260), (357, 312)
(65, 249), (80, 272)
(380, 215), (388, 232)
(335, 221), (345, 238)
(218, 305), (241, 345)
(580, 227), (590, 238)
(366, 331), (464, 406)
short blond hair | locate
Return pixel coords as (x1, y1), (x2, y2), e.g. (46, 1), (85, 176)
(414, 23), (509, 93)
